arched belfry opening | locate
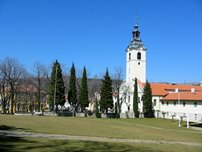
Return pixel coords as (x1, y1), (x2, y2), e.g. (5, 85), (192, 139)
(137, 52), (141, 60)
(129, 53), (131, 60)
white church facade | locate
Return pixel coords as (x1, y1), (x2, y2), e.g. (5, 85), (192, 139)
(119, 22), (146, 118)
(118, 22), (202, 122)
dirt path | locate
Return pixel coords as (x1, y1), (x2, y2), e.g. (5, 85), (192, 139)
(0, 130), (201, 147)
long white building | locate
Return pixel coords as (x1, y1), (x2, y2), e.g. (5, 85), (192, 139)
(119, 21), (202, 122)
(152, 83), (202, 122)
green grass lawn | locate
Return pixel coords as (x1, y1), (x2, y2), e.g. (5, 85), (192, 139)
(1, 137), (202, 152)
(0, 115), (202, 152)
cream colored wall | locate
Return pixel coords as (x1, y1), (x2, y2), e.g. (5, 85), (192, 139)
(158, 100), (202, 122)
(126, 48), (146, 83)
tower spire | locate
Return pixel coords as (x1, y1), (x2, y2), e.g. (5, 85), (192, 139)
(127, 17), (146, 83)
(132, 16), (140, 40)
(135, 15), (138, 26)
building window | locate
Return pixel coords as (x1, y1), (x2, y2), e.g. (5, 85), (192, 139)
(153, 99), (156, 106)
(137, 52), (141, 60)
(195, 114), (197, 121)
(167, 112), (169, 117)
(194, 102), (197, 107)
(138, 62), (140, 65)
(138, 97), (140, 103)
(128, 106), (130, 111)
(183, 102), (186, 106)
(128, 95), (130, 103)
(174, 101), (176, 106)
(162, 101), (164, 106)
(129, 53), (131, 60)
(166, 102), (169, 106)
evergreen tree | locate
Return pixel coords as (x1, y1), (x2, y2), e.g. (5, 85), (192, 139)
(48, 60), (65, 111)
(142, 81), (154, 118)
(79, 66), (89, 112)
(68, 63), (77, 108)
(133, 78), (139, 118)
(100, 68), (113, 114)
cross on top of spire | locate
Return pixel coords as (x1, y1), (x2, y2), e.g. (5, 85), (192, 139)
(132, 17), (140, 40)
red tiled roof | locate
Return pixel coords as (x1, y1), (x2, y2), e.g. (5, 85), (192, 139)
(137, 79), (144, 89)
(150, 83), (202, 96)
(161, 92), (202, 101)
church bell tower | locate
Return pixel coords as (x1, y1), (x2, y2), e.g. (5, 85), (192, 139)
(126, 22), (146, 83)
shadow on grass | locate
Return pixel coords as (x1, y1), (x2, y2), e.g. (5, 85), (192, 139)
(0, 125), (36, 152)
(18, 140), (165, 152)
(181, 122), (202, 129)
(0, 125), (163, 152)
(0, 125), (25, 131)
(190, 123), (202, 128)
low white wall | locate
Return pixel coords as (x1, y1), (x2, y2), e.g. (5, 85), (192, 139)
(156, 111), (202, 123)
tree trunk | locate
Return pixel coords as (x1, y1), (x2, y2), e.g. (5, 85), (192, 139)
(117, 87), (120, 114)
(10, 91), (14, 114)
(2, 99), (6, 114)
(38, 77), (41, 112)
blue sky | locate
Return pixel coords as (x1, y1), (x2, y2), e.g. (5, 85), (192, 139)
(0, 0), (202, 83)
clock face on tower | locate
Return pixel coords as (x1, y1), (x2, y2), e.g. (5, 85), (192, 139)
(128, 41), (143, 49)
(129, 43), (138, 49)
(133, 44), (139, 48)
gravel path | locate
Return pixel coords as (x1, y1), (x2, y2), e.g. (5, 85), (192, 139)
(0, 130), (201, 147)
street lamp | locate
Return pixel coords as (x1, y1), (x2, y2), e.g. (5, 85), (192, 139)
(26, 88), (29, 113)
(53, 65), (58, 114)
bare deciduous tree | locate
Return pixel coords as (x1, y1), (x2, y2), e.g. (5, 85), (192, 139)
(88, 74), (101, 98)
(0, 57), (26, 114)
(112, 67), (124, 114)
(0, 69), (9, 113)
(20, 71), (32, 113)
(31, 62), (49, 112)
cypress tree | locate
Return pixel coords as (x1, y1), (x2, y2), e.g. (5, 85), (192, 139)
(48, 60), (65, 111)
(133, 78), (139, 118)
(100, 68), (113, 114)
(79, 66), (89, 112)
(142, 81), (154, 118)
(68, 63), (77, 108)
